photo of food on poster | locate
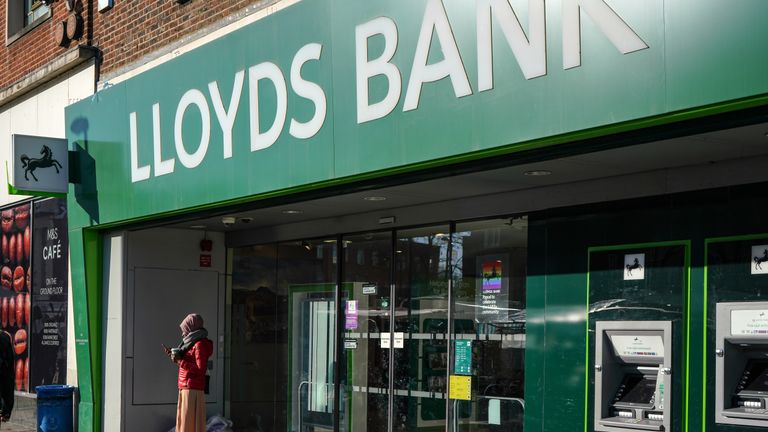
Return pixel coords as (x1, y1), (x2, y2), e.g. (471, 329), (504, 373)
(0, 202), (31, 393)
(30, 198), (68, 390)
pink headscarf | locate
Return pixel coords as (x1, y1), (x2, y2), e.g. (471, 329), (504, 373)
(180, 313), (204, 336)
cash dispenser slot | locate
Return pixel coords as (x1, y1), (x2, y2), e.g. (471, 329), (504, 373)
(723, 359), (768, 419)
(716, 302), (768, 427)
(594, 321), (672, 432)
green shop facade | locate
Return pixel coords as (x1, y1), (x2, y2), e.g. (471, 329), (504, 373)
(64, 0), (768, 431)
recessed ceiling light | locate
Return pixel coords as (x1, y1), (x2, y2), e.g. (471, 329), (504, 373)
(363, 196), (387, 201)
(523, 170), (552, 176)
(282, 209), (303, 215)
(189, 225), (206, 229)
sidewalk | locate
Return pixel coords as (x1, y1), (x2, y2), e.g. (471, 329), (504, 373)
(1, 421), (35, 432)
(3, 395), (36, 432)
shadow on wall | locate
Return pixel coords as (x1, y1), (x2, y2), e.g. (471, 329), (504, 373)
(69, 117), (99, 224)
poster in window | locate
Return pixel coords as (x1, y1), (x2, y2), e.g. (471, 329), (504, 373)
(0, 201), (31, 393)
(30, 198), (68, 390)
(475, 254), (509, 323)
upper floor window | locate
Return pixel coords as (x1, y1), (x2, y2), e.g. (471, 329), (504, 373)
(6, 0), (51, 45)
(25, 0), (49, 25)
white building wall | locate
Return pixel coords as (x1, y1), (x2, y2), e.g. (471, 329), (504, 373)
(0, 62), (96, 392)
(0, 62), (96, 206)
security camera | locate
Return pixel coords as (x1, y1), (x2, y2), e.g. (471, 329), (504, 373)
(221, 216), (236, 227)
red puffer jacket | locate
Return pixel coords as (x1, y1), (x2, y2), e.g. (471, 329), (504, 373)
(177, 338), (213, 390)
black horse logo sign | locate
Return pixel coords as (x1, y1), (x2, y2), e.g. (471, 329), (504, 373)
(20, 145), (63, 181)
(626, 257), (643, 277)
(755, 249), (768, 271)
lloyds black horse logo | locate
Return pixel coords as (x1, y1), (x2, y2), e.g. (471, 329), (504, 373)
(626, 258), (643, 276)
(755, 249), (768, 271)
(20, 145), (63, 181)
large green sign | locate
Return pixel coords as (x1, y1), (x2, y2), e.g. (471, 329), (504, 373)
(65, 0), (768, 226)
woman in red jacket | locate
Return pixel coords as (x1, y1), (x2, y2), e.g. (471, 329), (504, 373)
(165, 313), (213, 432)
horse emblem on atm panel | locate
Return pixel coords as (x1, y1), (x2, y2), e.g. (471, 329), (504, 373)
(625, 258), (643, 276)
(20, 145), (63, 181)
(755, 249), (768, 271)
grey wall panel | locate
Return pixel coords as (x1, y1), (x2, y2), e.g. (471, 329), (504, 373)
(132, 268), (219, 405)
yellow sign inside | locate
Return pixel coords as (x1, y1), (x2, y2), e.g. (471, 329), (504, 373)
(449, 375), (472, 401)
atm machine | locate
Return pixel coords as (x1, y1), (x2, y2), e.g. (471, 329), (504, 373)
(716, 301), (768, 427)
(594, 321), (672, 432)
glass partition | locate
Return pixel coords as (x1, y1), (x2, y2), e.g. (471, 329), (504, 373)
(228, 216), (527, 432)
(281, 239), (338, 432)
(391, 226), (451, 431)
(230, 239), (337, 432)
(340, 232), (392, 432)
(449, 218), (528, 432)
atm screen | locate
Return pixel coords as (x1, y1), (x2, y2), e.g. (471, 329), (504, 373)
(617, 375), (656, 405)
(742, 360), (768, 394)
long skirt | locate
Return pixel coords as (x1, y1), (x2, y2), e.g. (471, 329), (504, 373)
(176, 389), (206, 432)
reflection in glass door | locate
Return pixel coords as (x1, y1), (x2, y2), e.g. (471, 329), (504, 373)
(392, 226), (452, 431)
(284, 239), (338, 432)
(230, 217), (527, 432)
(449, 218), (528, 431)
(340, 232), (392, 432)
(340, 226), (454, 431)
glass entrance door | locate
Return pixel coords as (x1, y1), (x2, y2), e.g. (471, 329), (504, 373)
(392, 226), (451, 431)
(230, 218), (527, 432)
(340, 232), (392, 432)
(340, 226), (452, 432)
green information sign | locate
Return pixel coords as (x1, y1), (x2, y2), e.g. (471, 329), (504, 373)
(454, 339), (472, 375)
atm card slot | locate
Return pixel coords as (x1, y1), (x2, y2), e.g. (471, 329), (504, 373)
(600, 417), (664, 431)
(722, 404), (768, 419)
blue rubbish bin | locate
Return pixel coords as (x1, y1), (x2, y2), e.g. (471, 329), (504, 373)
(36, 385), (75, 432)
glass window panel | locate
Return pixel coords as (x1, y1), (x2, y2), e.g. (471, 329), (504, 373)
(340, 231), (392, 432)
(392, 226), (451, 431)
(450, 217), (528, 432)
(280, 239), (338, 432)
(230, 239), (337, 432)
(25, 0), (48, 25)
(230, 244), (280, 431)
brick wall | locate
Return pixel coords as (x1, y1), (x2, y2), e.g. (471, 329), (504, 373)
(1, 0), (279, 91)
(0, 1), (93, 90)
(93, 0), (277, 78)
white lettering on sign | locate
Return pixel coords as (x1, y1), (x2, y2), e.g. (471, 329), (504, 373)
(356, 17), (401, 123)
(127, 0), (647, 182)
(129, 42), (327, 183)
(290, 43), (327, 139)
(43, 242), (63, 260)
(209, 70), (245, 159)
(403, 0), (472, 111)
(154, 103), (175, 176)
(249, 62), (288, 152)
(356, 0), (647, 120)
(562, 0), (648, 69)
(175, 88), (211, 169)
(476, 0), (547, 90)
